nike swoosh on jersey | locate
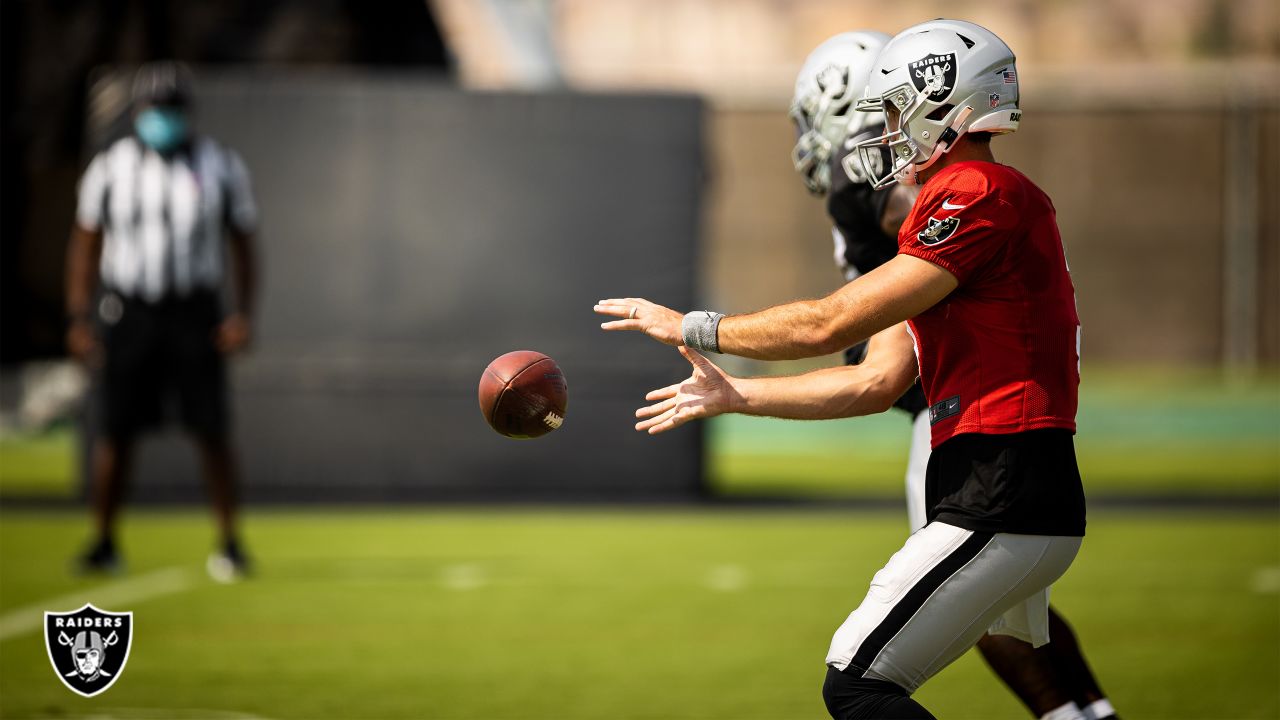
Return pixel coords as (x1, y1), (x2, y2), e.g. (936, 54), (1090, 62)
(941, 199), (967, 210)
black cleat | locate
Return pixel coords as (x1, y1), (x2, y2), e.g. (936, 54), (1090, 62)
(207, 538), (251, 583)
(75, 537), (122, 575)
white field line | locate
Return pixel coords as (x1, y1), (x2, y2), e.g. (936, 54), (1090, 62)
(65, 709), (270, 720)
(0, 566), (192, 642)
(1251, 565), (1280, 594)
(440, 563), (487, 591)
(705, 564), (748, 592)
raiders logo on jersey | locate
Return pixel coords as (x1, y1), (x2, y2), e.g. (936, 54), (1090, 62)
(917, 216), (960, 245)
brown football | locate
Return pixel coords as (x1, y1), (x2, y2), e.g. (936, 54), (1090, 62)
(478, 350), (568, 439)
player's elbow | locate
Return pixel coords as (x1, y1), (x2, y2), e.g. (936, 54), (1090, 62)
(809, 296), (871, 357)
(828, 368), (896, 418)
(865, 389), (897, 415)
(858, 379), (898, 416)
(809, 319), (847, 357)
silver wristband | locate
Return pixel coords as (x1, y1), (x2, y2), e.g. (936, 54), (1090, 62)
(682, 311), (724, 354)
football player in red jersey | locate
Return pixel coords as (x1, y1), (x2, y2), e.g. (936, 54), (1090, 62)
(788, 25), (1117, 720)
(596, 19), (1112, 720)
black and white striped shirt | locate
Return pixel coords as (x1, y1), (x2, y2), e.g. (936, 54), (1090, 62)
(76, 136), (257, 301)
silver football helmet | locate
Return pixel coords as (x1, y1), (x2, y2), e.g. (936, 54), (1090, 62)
(789, 31), (890, 195)
(852, 19), (1021, 188)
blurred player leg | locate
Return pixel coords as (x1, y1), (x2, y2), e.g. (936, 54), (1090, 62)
(179, 294), (251, 582)
(78, 295), (159, 574)
(78, 435), (133, 573)
(976, 631), (1080, 719)
(1046, 609), (1118, 720)
(976, 607), (1118, 720)
(903, 409), (930, 532)
(196, 436), (239, 541)
(196, 433), (249, 582)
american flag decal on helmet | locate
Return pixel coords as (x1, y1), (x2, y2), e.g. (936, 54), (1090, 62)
(1002, 68), (1017, 83)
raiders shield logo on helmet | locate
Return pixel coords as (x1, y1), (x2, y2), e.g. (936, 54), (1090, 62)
(909, 53), (958, 103)
(44, 604), (133, 697)
(917, 216), (961, 246)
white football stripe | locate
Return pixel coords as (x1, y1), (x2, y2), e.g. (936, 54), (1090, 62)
(0, 566), (192, 642)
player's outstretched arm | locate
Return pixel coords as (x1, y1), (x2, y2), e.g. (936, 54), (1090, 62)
(635, 324), (919, 435)
(717, 254), (954, 360)
(595, 254), (956, 361)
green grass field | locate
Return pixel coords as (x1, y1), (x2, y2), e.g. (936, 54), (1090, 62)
(0, 425), (78, 498)
(1, 369), (1276, 717)
(1, 510), (1277, 719)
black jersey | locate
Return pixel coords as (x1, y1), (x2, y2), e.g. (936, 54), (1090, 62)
(825, 125), (928, 417)
(826, 125), (899, 279)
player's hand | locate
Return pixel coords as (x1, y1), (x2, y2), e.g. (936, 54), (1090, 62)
(634, 346), (740, 435)
(215, 313), (252, 355)
(66, 319), (98, 365)
(594, 297), (683, 346)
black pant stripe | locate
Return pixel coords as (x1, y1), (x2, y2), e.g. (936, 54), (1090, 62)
(845, 530), (995, 675)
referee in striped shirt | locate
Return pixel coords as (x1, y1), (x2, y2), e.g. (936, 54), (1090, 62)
(66, 62), (258, 582)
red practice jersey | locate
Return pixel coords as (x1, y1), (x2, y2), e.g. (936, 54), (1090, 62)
(898, 160), (1080, 449)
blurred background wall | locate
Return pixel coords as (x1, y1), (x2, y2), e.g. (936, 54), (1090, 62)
(78, 74), (707, 502)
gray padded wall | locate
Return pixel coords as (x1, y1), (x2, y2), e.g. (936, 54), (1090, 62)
(91, 73), (706, 502)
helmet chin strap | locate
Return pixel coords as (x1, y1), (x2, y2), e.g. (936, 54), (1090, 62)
(896, 105), (974, 186)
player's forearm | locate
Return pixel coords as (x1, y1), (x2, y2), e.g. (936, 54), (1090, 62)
(716, 289), (897, 362)
(65, 224), (102, 318)
(716, 255), (956, 361)
(716, 299), (849, 361)
(731, 365), (899, 420)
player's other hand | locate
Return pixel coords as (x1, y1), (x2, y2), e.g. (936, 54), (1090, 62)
(594, 298), (682, 346)
(215, 313), (252, 355)
(635, 346), (740, 435)
(66, 319), (99, 365)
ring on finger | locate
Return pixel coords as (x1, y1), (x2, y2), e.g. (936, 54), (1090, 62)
(629, 307), (637, 319)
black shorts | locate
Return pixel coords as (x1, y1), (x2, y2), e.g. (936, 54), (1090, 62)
(95, 290), (228, 439)
(926, 429), (1086, 537)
